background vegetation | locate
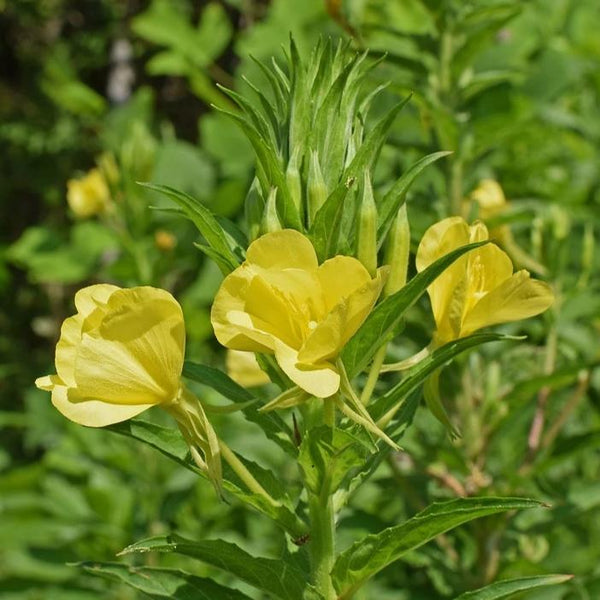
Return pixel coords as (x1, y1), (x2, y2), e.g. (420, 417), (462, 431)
(1, 0), (599, 598)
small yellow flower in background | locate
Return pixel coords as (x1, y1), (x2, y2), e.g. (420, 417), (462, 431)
(35, 284), (186, 426)
(416, 216), (554, 345)
(155, 229), (178, 252)
(470, 179), (507, 220)
(211, 229), (387, 398)
(226, 350), (270, 387)
(470, 179), (547, 275)
(67, 168), (112, 218)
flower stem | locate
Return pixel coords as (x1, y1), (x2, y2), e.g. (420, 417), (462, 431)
(360, 344), (387, 406)
(309, 493), (336, 600)
(218, 439), (275, 504)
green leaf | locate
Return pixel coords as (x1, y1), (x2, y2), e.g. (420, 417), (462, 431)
(108, 419), (307, 538)
(216, 108), (302, 230)
(371, 333), (521, 425)
(454, 574), (573, 600)
(342, 240), (488, 378)
(183, 361), (297, 456)
(79, 562), (252, 600)
(310, 97), (411, 261)
(121, 534), (308, 600)
(332, 497), (546, 598)
(298, 426), (371, 497)
(376, 151), (452, 248)
(140, 182), (240, 273)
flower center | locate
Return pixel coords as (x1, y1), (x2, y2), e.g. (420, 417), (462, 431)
(308, 320), (318, 330)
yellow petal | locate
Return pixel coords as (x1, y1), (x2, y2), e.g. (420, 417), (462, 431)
(54, 314), (84, 387)
(226, 350), (270, 387)
(462, 270), (554, 336)
(211, 268), (272, 352)
(74, 284), (120, 317)
(246, 229), (318, 271)
(416, 217), (471, 336)
(274, 341), (340, 398)
(316, 256), (372, 312)
(462, 243), (513, 315)
(471, 179), (507, 219)
(298, 268), (385, 365)
(416, 216), (470, 271)
(51, 384), (154, 427)
(244, 275), (304, 347)
(74, 287), (185, 405)
(35, 374), (61, 391)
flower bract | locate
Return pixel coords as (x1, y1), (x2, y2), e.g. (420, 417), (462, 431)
(36, 284), (186, 426)
(211, 230), (386, 398)
(416, 216), (554, 344)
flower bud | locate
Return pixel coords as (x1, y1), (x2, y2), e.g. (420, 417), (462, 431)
(357, 170), (378, 277)
(244, 178), (265, 242)
(308, 150), (328, 224)
(261, 187), (282, 234)
(286, 145), (303, 218)
(383, 202), (410, 296)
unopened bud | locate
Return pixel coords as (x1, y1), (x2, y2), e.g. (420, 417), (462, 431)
(551, 205), (570, 240)
(357, 171), (378, 277)
(286, 145), (303, 218)
(384, 202), (410, 296)
(244, 178), (264, 242)
(308, 150), (328, 225)
(261, 187), (282, 234)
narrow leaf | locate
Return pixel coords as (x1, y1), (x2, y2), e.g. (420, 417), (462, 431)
(372, 333), (522, 425)
(121, 534), (308, 600)
(333, 497), (546, 598)
(140, 182), (240, 273)
(454, 574), (573, 600)
(343, 240), (488, 378)
(78, 562), (253, 600)
(377, 151), (452, 248)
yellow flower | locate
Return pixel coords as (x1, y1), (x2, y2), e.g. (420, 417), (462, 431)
(67, 168), (111, 218)
(416, 217), (554, 345)
(226, 350), (270, 387)
(35, 284), (185, 427)
(470, 179), (507, 220)
(211, 230), (386, 398)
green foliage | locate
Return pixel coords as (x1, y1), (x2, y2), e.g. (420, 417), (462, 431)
(3, 0), (600, 598)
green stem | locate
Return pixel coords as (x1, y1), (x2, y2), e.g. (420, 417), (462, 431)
(219, 440), (276, 504)
(309, 493), (336, 600)
(323, 396), (336, 427)
(360, 344), (387, 406)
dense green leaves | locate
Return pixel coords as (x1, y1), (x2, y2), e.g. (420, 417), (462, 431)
(79, 562), (253, 600)
(121, 534), (308, 600)
(454, 574), (573, 599)
(332, 497), (546, 597)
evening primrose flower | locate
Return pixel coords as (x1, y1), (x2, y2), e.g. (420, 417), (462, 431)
(67, 168), (112, 218)
(211, 230), (387, 398)
(416, 216), (554, 345)
(36, 284), (185, 426)
(35, 284), (222, 489)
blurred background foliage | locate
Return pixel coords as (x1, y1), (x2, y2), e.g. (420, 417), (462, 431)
(1, 0), (599, 598)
